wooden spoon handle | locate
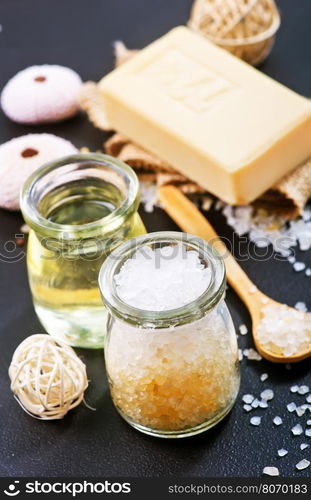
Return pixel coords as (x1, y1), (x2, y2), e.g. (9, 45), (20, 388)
(158, 186), (256, 309)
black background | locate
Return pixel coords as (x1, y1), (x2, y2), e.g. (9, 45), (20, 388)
(0, 0), (310, 478)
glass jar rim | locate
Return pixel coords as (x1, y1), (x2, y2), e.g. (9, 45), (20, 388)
(20, 153), (140, 240)
(99, 231), (226, 328)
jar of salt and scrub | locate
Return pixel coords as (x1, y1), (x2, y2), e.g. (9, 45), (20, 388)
(20, 154), (146, 348)
(99, 232), (240, 438)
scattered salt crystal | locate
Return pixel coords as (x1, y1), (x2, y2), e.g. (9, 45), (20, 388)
(251, 399), (260, 408)
(250, 416), (261, 426)
(278, 449), (288, 457)
(292, 424), (303, 436)
(201, 196), (213, 211)
(263, 466), (279, 476)
(273, 416), (283, 426)
(249, 285), (257, 294)
(261, 389), (274, 401)
(238, 349), (243, 361)
(305, 269), (311, 277)
(298, 385), (309, 395)
(140, 182), (159, 213)
(307, 420), (311, 426)
(261, 297), (269, 305)
(296, 407), (306, 417)
(287, 402), (296, 412)
(243, 348), (262, 361)
(300, 443), (309, 450)
(20, 223), (29, 234)
(306, 395), (311, 403)
(242, 394), (254, 404)
(243, 404), (252, 412)
(239, 324), (248, 335)
(293, 262), (306, 272)
(296, 459), (310, 470)
(259, 400), (268, 409)
(216, 202), (311, 274)
(260, 373), (269, 382)
(305, 429), (311, 437)
(290, 385), (299, 393)
(295, 302), (308, 313)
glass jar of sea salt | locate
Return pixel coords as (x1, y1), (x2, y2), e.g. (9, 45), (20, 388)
(99, 232), (240, 438)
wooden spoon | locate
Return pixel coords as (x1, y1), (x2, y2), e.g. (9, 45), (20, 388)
(158, 185), (311, 363)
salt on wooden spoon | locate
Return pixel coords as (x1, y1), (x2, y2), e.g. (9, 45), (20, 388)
(158, 186), (311, 363)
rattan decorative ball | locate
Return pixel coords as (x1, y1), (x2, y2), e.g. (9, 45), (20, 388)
(9, 334), (88, 420)
(189, 0), (281, 66)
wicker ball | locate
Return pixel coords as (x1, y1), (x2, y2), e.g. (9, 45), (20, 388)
(9, 334), (88, 420)
(189, 0), (281, 66)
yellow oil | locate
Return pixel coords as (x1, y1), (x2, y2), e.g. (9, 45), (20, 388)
(27, 185), (146, 348)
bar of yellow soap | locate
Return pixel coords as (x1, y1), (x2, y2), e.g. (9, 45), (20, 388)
(99, 26), (311, 204)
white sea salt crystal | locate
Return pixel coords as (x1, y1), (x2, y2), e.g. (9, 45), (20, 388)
(261, 297), (269, 305)
(114, 244), (212, 311)
(305, 429), (311, 437)
(287, 402), (296, 412)
(260, 373), (269, 382)
(261, 389), (274, 401)
(295, 302), (308, 313)
(250, 416), (261, 426)
(249, 285), (257, 294)
(263, 466), (279, 476)
(243, 404), (252, 412)
(201, 196), (213, 211)
(292, 424), (303, 436)
(300, 443), (309, 450)
(140, 182), (159, 213)
(242, 394), (254, 404)
(252, 399), (260, 408)
(288, 256), (296, 264)
(259, 400), (268, 408)
(296, 459), (310, 471)
(238, 349), (243, 361)
(239, 324), (248, 335)
(278, 449), (288, 457)
(293, 262), (306, 272)
(307, 420), (311, 425)
(306, 395), (311, 403)
(305, 269), (311, 277)
(290, 385), (299, 393)
(298, 385), (309, 395)
(273, 416), (283, 426)
(243, 348), (262, 361)
(296, 407), (306, 417)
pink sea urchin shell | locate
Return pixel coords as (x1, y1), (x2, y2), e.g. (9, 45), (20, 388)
(0, 134), (77, 211)
(1, 65), (82, 124)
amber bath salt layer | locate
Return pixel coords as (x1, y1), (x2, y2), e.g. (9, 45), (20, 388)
(99, 26), (311, 205)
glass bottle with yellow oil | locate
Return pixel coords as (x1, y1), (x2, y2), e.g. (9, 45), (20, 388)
(21, 153), (146, 348)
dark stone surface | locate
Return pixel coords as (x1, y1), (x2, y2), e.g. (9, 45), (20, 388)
(0, 0), (310, 478)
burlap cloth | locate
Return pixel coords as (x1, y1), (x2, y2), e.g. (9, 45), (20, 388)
(79, 42), (311, 218)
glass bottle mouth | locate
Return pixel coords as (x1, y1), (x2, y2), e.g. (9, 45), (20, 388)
(20, 153), (140, 240)
(99, 231), (226, 329)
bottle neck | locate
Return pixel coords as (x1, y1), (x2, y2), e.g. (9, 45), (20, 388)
(99, 232), (226, 329)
